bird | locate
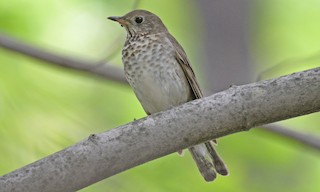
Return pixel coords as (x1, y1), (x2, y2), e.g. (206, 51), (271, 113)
(108, 9), (228, 181)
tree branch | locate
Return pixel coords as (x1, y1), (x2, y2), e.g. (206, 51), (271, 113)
(0, 67), (319, 192)
(0, 33), (127, 84)
(262, 124), (320, 150)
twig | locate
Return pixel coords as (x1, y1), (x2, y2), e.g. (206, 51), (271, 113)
(256, 50), (320, 81)
(262, 124), (320, 150)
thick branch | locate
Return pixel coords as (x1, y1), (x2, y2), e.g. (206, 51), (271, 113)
(0, 33), (127, 84)
(0, 68), (319, 192)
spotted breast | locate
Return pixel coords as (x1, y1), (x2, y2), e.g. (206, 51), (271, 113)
(122, 33), (193, 115)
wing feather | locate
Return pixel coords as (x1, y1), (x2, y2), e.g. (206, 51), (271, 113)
(167, 34), (203, 99)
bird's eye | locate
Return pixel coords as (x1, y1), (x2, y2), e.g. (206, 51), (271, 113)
(135, 16), (143, 24)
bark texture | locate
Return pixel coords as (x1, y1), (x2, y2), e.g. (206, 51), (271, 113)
(0, 67), (319, 192)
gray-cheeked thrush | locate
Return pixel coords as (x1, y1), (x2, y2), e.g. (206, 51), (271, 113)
(108, 10), (228, 182)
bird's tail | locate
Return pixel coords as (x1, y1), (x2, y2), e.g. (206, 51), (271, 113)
(188, 141), (228, 181)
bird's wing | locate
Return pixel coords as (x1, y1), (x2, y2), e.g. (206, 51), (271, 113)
(168, 34), (218, 145)
(167, 34), (203, 99)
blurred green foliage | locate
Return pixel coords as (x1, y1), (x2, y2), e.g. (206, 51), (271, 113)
(0, 0), (319, 191)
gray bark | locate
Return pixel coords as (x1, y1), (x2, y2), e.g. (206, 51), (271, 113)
(0, 67), (319, 192)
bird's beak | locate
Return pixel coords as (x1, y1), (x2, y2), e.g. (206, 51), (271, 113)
(108, 16), (128, 27)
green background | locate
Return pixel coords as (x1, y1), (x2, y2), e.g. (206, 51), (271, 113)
(0, 0), (319, 191)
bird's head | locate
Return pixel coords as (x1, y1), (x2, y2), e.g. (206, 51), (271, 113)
(108, 10), (168, 37)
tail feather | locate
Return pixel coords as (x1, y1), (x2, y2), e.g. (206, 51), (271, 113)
(189, 146), (217, 182)
(188, 141), (228, 182)
(205, 141), (229, 176)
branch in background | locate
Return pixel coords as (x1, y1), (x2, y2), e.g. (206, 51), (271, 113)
(0, 33), (127, 84)
(0, 68), (319, 192)
(262, 124), (320, 150)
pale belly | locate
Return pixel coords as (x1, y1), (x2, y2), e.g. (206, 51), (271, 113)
(129, 65), (192, 114)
